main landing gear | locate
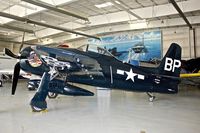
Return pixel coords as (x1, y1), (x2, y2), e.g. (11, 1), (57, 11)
(30, 72), (49, 112)
(30, 72), (60, 112)
(31, 101), (47, 112)
(146, 92), (155, 102)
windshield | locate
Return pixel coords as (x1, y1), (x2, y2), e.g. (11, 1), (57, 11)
(77, 44), (113, 57)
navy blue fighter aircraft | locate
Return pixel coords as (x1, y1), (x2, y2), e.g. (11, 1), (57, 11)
(5, 43), (181, 112)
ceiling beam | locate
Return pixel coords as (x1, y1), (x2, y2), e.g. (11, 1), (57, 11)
(0, 0), (37, 10)
(0, 38), (35, 45)
(38, 16), (200, 43)
(14, 0), (200, 42)
(0, 24), (34, 33)
(22, 0), (89, 21)
(0, 12), (100, 40)
(169, 0), (192, 29)
(112, 0), (143, 20)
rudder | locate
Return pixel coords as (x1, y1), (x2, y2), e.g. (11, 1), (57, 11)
(158, 43), (182, 77)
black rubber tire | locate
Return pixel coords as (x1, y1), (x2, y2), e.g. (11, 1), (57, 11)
(47, 92), (58, 99)
(28, 86), (36, 91)
(31, 105), (46, 112)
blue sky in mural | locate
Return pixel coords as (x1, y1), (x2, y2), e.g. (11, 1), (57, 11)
(88, 30), (162, 62)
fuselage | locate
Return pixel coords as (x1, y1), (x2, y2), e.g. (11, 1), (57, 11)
(65, 49), (179, 93)
(20, 45), (180, 94)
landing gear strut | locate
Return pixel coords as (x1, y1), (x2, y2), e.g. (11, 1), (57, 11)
(146, 92), (155, 102)
(30, 72), (49, 112)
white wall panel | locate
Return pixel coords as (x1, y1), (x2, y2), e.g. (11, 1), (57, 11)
(0, 42), (13, 51)
(162, 27), (190, 59)
(195, 27), (200, 57)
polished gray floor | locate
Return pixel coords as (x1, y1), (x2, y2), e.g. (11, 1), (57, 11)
(0, 81), (200, 133)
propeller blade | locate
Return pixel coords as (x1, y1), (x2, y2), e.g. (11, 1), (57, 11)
(4, 48), (20, 59)
(12, 62), (20, 95)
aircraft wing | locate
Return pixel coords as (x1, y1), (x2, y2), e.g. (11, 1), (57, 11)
(0, 69), (14, 75)
(180, 72), (200, 78)
(0, 69), (31, 79)
(180, 57), (200, 86)
(180, 72), (200, 86)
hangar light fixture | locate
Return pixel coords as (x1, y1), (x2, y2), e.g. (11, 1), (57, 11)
(40, 20), (46, 23)
(129, 19), (147, 29)
(114, 1), (121, 4)
(95, 2), (114, 8)
(128, 19), (146, 24)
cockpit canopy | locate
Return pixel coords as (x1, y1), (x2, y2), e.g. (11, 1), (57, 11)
(77, 44), (113, 57)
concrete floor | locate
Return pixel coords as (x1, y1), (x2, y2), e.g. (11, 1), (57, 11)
(0, 81), (200, 133)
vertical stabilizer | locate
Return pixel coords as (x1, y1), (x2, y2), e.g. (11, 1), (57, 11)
(158, 43), (182, 77)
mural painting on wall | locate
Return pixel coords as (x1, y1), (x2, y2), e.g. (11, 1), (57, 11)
(88, 30), (162, 64)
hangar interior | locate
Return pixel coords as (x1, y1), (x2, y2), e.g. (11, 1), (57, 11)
(0, 0), (200, 133)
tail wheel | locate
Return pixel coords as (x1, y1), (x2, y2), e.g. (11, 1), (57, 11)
(149, 96), (156, 102)
(146, 92), (156, 102)
(48, 92), (58, 99)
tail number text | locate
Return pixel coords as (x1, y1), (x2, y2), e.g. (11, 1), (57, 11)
(164, 57), (181, 72)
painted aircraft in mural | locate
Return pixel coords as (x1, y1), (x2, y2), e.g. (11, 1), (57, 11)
(5, 43), (181, 112)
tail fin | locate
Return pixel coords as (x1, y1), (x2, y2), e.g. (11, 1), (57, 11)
(158, 43), (182, 77)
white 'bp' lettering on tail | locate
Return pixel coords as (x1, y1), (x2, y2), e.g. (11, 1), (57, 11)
(164, 57), (181, 72)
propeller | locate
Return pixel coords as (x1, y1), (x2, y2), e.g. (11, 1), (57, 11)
(5, 45), (40, 95)
(4, 48), (20, 59)
(4, 48), (22, 95)
(12, 62), (20, 95)
(5, 32), (38, 95)
(4, 47), (26, 95)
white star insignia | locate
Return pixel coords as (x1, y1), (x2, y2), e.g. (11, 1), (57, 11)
(125, 69), (137, 82)
(117, 68), (145, 83)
